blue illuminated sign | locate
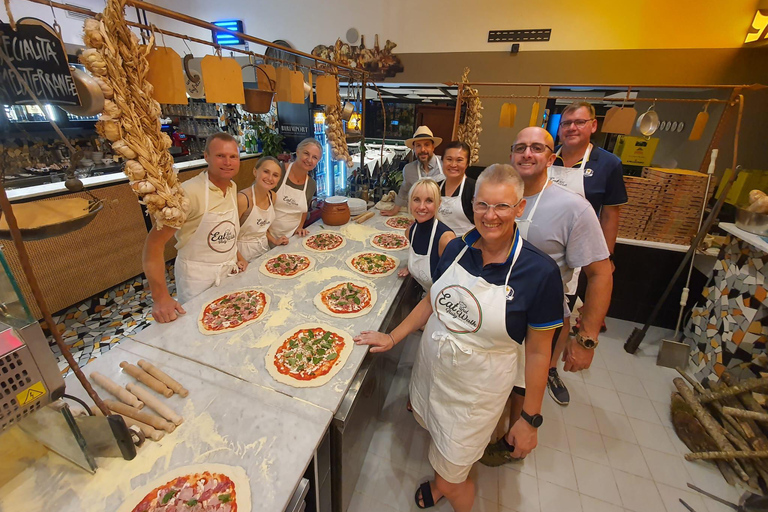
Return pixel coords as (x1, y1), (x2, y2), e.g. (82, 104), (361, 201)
(212, 20), (245, 46)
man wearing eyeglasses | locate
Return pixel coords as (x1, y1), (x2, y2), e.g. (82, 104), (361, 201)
(547, 101), (627, 405)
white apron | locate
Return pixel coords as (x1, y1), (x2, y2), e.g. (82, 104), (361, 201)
(438, 176), (474, 236)
(408, 218), (439, 292)
(410, 230), (524, 466)
(270, 162), (309, 239)
(516, 180), (549, 240)
(174, 174), (239, 304)
(548, 145), (592, 295)
(237, 185), (275, 261)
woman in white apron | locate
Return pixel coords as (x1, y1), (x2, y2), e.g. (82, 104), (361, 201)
(269, 138), (321, 240)
(398, 179), (455, 292)
(354, 165), (563, 512)
(174, 172), (243, 305)
(237, 156), (283, 261)
(437, 141), (475, 237)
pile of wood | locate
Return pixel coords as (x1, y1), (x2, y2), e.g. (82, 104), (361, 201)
(640, 167), (710, 245)
(673, 369), (768, 493)
(618, 176), (663, 240)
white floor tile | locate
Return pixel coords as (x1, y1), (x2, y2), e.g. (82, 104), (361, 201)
(542, 394), (565, 424)
(628, 417), (678, 455)
(617, 393), (662, 424)
(600, 350), (639, 377)
(641, 374), (676, 404)
(613, 469), (666, 512)
(538, 481), (583, 512)
(566, 425), (610, 466)
(512, 449), (537, 477)
(665, 426), (691, 456)
(347, 492), (400, 512)
(641, 446), (691, 490)
(471, 462), (499, 503)
(473, 497), (500, 512)
(603, 437), (651, 478)
(582, 367), (615, 390)
(656, 482), (710, 512)
(579, 495), (624, 512)
(593, 408), (638, 444)
(586, 385), (625, 415)
(609, 371), (648, 398)
(652, 400), (673, 428)
(589, 349), (608, 369)
(572, 456), (623, 506)
(499, 467), (540, 512)
(563, 378), (592, 406)
(684, 459), (744, 509)
(562, 401), (599, 433)
(538, 417), (571, 453)
(362, 455), (417, 512)
(535, 445), (578, 491)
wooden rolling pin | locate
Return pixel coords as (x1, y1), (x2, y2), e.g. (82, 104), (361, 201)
(119, 362), (173, 398)
(90, 371), (144, 409)
(126, 382), (183, 426)
(355, 211), (375, 224)
(137, 359), (189, 398)
(91, 406), (164, 442)
(104, 399), (175, 433)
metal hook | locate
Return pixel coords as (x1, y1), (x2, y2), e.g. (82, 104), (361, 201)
(47, 0), (62, 37)
(182, 36), (193, 55)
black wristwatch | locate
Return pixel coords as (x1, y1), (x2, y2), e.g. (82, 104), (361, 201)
(521, 410), (544, 428)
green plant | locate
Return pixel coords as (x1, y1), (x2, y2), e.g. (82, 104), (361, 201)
(250, 117), (284, 157)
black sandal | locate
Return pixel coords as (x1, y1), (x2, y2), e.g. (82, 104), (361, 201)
(415, 481), (440, 509)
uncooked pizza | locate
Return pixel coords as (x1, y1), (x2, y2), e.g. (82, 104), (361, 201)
(346, 251), (399, 278)
(370, 232), (409, 251)
(302, 232), (346, 252)
(266, 323), (353, 387)
(116, 464), (251, 512)
(314, 280), (377, 318)
(198, 289), (270, 335)
(258, 253), (315, 279)
(385, 216), (414, 230)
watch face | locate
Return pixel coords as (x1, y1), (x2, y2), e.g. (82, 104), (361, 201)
(532, 414), (543, 428)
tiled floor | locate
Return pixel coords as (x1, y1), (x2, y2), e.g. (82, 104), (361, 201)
(348, 317), (746, 512)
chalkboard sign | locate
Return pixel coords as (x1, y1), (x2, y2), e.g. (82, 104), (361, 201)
(0, 19), (80, 106)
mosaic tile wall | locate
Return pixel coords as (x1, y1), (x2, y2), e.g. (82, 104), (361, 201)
(685, 235), (768, 382)
(42, 264), (176, 376)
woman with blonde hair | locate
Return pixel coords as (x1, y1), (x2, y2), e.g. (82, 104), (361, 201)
(237, 156), (287, 261)
(398, 178), (455, 292)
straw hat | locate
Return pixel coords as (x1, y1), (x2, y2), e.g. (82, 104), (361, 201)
(405, 126), (442, 149)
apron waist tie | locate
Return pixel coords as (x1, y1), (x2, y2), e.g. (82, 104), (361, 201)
(432, 331), (519, 366)
(214, 260), (239, 285)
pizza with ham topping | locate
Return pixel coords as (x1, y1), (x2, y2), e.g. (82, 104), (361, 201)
(370, 232), (409, 251)
(258, 253), (315, 279)
(385, 216), (414, 230)
(129, 471), (238, 512)
(198, 290), (269, 335)
(314, 280), (377, 318)
(346, 252), (399, 278)
(302, 232), (346, 252)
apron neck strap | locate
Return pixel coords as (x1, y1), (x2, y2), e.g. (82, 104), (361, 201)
(525, 179), (550, 221)
(556, 143), (592, 170)
(504, 228), (524, 287)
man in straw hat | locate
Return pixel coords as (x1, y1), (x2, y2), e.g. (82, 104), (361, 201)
(382, 126), (445, 217)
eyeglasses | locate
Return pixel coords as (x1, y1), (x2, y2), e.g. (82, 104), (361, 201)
(559, 119), (595, 129)
(472, 198), (522, 215)
(511, 143), (554, 154)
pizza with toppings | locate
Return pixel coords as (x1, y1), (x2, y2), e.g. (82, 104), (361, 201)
(266, 324), (353, 387)
(346, 252), (400, 278)
(314, 280), (377, 318)
(198, 289), (270, 335)
(302, 232), (346, 252)
(385, 216), (414, 230)
(370, 232), (409, 251)
(116, 464), (251, 512)
(258, 253), (315, 279)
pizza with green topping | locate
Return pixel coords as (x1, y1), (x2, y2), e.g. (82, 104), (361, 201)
(258, 253), (315, 279)
(385, 216), (414, 230)
(198, 289), (270, 335)
(302, 232), (346, 252)
(266, 324), (354, 387)
(370, 232), (409, 251)
(346, 251), (400, 278)
(314, 280), (377, 318)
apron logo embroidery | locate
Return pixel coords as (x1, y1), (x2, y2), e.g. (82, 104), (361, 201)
(283, 195), (299, 206)
(584, 168), (594, 177)
(254, 218), (271, 226)
(505, 285), (515, 301)
(439, 205), (453, 215)
(208, 220), (237, 252)
(435, 285), (482, 334)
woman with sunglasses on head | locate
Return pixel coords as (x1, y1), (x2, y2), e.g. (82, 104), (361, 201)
(398, 178), (456, 292)
(438, 141), (476, 237)
(237, 156), (286, 261)
(354, 164), (563, 512)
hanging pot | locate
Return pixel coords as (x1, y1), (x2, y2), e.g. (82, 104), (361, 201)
(688, 103), (710, 141)
(637, 103), (660, 137)
(61, 68), (104, 117)
(602, 105), (637, 135)
(242, 64), (276, 114)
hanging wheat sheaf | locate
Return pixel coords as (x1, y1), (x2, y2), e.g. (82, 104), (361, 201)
(81, 0), (189, 229)
(456, 68), (483, 165)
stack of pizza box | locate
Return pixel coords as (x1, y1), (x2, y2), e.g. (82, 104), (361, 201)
(640, 167), (710, 245)
(618, 176), (663, 240)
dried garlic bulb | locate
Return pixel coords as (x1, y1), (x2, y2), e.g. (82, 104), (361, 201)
(123, 160), (146, 180)
(112, 140), (137, 159)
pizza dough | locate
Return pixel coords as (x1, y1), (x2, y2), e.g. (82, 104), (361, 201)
(115, 463), (251, 512)
(302, 232), (347, 253)
(258, 253), (316, 279)
(198, 289), (270, 335)
(385, 216), (414, 230)
(313, 279), (377, 318)
(265, 323), (354, 388)
(370, 232), (410, 251)
(345, 251), (400, 278)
